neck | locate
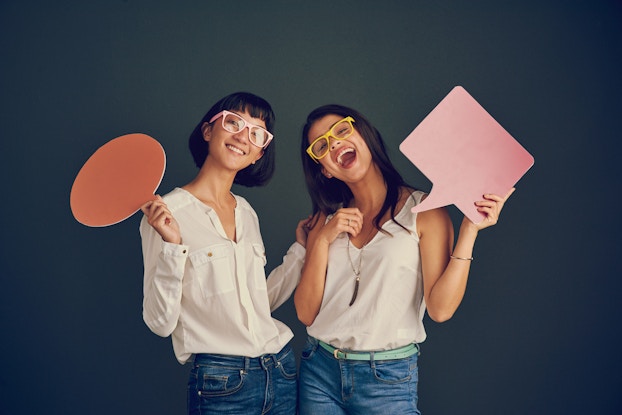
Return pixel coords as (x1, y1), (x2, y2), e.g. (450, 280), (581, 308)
(183, 162), (236, 207)
(347, 166), (387, 217)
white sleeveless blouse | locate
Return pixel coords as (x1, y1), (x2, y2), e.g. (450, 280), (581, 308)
(307, 190), (427, 351)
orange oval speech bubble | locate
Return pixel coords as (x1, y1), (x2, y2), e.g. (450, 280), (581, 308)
(70, 133), (166, 227)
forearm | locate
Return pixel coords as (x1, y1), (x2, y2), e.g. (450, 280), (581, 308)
(426, 219), (478, 322)
(294, 239), (329, 326)
(267, 242), (306, 311)
(141, 221), (186, 336)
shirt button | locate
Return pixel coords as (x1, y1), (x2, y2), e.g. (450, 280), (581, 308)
(207, 252), (213, 257)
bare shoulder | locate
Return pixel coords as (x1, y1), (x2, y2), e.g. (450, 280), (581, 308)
(416, 205), (452, 238)
(397, 186), (417, 211)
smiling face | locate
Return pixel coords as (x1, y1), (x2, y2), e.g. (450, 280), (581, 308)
(307, 114), (374, 183)
(202, 109), (265, 172)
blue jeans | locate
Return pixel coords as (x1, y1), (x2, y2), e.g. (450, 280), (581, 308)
(299, 337), (421, 415)
(187, 342), (297, 414)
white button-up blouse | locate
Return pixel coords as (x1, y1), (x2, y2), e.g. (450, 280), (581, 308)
(140, 187), (304, 364)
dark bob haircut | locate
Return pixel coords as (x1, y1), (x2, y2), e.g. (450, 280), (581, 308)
(300, 104), (413, 232)
(188, 92), (275, 187)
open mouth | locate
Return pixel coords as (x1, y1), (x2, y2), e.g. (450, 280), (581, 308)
(226, 144), (246, 156)
(336, 147), (356, 167)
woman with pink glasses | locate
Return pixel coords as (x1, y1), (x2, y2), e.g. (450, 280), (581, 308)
(293, 104), (513, 414)
(140, 92), (305, 414)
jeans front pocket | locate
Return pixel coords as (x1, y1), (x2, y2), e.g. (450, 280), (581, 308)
(276, 348), (298, 380)
(191, 364), (245, 398)
(372, 356), (417, 385)
(300, 337), (319, 361)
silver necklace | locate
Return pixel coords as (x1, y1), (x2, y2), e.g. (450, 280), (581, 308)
(346, 238), (363, 306)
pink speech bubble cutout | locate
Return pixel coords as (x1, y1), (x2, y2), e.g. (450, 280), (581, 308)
(399, 86), (534, 224)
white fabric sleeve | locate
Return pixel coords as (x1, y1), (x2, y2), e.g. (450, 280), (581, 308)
(266, 242), (305, 312)
(140, 217), (188, 337)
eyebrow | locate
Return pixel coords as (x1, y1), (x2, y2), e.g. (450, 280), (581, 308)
(314, 117), (347, 140)
(230, 111), (268, 130)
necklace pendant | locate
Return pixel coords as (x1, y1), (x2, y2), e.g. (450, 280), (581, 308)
(346, 238), (363, 307)
(348, 276), (360, 307)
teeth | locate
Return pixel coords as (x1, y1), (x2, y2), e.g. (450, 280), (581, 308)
(227, 144), (246, 155)
(337, 148), (354, 165)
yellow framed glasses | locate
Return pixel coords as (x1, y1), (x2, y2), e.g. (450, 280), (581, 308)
(306, 116), (355, 162)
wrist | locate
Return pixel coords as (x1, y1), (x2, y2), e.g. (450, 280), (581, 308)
(460, 218), (479, 238)
(164, 236), (182, 244)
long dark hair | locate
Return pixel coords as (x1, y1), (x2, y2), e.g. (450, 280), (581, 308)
(188, 92), (275, 187)
(300, 104), (413, 232)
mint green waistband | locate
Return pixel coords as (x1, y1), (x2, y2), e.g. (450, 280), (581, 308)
(318, 340), (419, 361)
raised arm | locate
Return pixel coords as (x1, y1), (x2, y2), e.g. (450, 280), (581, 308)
(419, 189), (514, 322)
(266, 218), (311, 311)
(293, 208), (363, 326)
(140, 196), (186, 337)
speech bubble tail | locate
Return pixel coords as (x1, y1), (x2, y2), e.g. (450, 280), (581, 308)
(411, 193), (488, 224)
(410, 192), (453, 215)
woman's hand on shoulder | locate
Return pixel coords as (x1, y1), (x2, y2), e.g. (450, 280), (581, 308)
(295, 215), (313, 248)
(140, 195), (182, 244)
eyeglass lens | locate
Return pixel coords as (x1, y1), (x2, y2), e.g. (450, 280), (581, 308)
(222, 113), (270, 147)
(311, 120), (353, 158)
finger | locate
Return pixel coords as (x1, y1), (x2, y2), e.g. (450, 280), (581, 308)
(344, 217), (354, 230)
(338, 207), (364, 221)
(149, 203), (168, 216)
(150, 206), (173, 226)
(140, 200), (154, 215)
(482, 193), (505, 203)
(483, 187), (515, 203)
(477, 209), (497, 224)
(346, 226), (361, 237)
(346, 216), (362, 231)
(475, 200), (496, 208)
(298, 217), (312, 232)
(142, 195), (165, 214)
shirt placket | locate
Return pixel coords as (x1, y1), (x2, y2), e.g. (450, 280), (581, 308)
(203, 205), (258, 338)
(232, 206), (260, 344)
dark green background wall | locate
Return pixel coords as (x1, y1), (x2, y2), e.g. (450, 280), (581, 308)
(1, 1), (620, 414)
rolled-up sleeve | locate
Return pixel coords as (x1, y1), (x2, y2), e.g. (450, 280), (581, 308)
(266, 242), (305, 311)
(140, 217), (188, 337)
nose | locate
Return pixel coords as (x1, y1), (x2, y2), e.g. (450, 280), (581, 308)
(232, 127), (250, 143)
(330, 136), (342, 149)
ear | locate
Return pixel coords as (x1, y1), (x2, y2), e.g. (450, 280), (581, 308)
(201, 122), (212, 142)
(321, 167), (333, 178)
(251, 150), (264, 165)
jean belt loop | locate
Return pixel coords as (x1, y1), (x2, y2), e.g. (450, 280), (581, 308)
(243, 357), (250, 374)
(267, 353), (274, 367)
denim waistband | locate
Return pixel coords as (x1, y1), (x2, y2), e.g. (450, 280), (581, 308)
(193, 342), (292, 370)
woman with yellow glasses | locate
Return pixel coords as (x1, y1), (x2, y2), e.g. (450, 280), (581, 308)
(294, 104), (514, 414)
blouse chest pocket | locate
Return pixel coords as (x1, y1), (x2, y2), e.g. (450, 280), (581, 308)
(189, 243), (235, 298)
(250, 243), (268, 291)
(251, 243), (267, 266)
